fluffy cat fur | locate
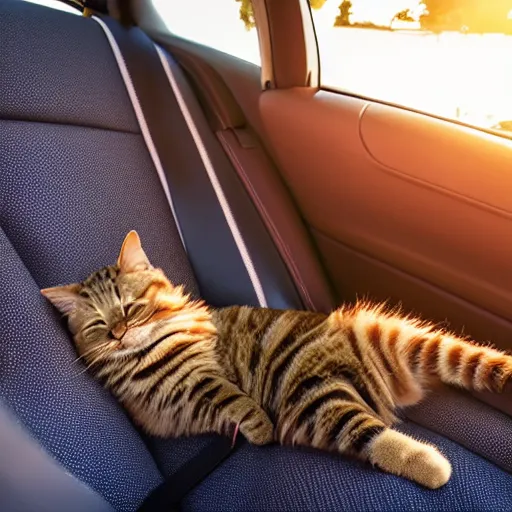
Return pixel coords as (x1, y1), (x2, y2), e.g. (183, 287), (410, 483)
(42, 231), (512, 489)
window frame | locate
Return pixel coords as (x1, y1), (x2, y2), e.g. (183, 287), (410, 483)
(297, 0), (512, 141)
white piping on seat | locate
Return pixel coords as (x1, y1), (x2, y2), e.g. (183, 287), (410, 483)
(92, 16), (186, 250)
(154, 44), (268, 308)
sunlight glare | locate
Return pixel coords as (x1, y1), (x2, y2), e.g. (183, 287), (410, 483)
(23, 0), (79, 14)
(149, 0), (512, 131)
(151, 0), (260, 65)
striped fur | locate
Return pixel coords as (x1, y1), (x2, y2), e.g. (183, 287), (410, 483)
(42, 231), (512, 489)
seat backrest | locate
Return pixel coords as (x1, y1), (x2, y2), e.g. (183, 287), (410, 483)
(0, 1), (332, 509)
(1, 1), (177, 508)
(95, 15), (306, 311)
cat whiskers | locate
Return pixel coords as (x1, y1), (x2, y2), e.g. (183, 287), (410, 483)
(72, 341), (120, 377)
(72, 343), (112, 365)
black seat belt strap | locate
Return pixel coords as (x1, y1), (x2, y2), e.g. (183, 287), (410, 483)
(137, 435), (243, 512)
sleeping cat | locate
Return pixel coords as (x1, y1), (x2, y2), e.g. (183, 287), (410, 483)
(41, 231), (512, 489)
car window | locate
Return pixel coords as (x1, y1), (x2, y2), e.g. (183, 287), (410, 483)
(311, 0), (512, 136)
(152, 0), (261, 66)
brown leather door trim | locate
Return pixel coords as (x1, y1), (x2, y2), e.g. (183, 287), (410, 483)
(259, 88), (512, 327)
(359, 102), (512, 219)
(312, 228), (512, 347)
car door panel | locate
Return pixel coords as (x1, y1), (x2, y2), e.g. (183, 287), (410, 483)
(315, 230), (512, 348)
(259, 89), (512, 352)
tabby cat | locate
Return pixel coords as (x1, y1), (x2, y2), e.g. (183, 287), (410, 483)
(42, 231), (512, 489)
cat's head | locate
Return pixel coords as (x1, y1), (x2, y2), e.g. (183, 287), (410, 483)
(41, 231), (204, 361)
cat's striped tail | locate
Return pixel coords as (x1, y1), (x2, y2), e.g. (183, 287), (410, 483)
(339, 302), (512, 400)
(406, 325), (512, 393)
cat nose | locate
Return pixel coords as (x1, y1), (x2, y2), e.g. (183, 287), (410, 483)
(110, 321), (127, 340)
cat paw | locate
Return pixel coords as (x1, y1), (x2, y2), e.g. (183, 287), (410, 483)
(240, 412), (275, 445)
(369, 428), (451, 489)
(402, 444), (452, 489)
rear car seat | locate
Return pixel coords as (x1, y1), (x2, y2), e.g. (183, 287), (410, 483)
(1, 0), (511, 510)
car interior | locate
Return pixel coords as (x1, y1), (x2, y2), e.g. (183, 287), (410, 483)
(1, 0), (512, 510)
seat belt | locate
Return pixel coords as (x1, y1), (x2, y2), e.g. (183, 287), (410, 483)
(137, 435), (243, 512)
(93, 13), (308, 312)
(92, 14), (265, 509)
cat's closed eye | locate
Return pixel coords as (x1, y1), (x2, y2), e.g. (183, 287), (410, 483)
(126, 302), (146, 318)
(83, 319), (108, 337)
(85, 319), (107, 329)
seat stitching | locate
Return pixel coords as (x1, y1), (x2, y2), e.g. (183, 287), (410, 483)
(0, 115), (140, 135)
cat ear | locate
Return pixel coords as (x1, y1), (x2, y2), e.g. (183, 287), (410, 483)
(41, 283), (81, 315)
(117, 230), (152, 273)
